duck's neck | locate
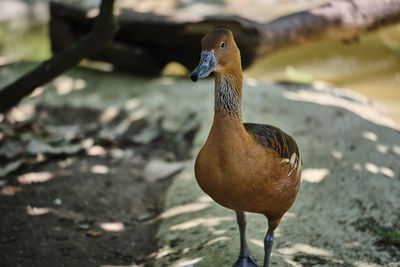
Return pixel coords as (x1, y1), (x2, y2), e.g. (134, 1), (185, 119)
(214, 69), (243, 120)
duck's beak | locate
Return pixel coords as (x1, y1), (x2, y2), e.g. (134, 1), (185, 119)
(189, 50), (217, 82)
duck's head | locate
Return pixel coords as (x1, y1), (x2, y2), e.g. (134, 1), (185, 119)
(189, 28), (241, 82)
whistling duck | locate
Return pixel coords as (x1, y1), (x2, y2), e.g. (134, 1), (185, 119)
(189, 28), (302, 267)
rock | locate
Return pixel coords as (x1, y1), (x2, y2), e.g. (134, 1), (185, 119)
(53, 198), (62, 206)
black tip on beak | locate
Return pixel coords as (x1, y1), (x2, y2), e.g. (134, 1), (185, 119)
(189, 50), (217, 83)
(189, 71), (198, 82)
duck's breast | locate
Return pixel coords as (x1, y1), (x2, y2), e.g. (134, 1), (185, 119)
(194, 125), (301, 218)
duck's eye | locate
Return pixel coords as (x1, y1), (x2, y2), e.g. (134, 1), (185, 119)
(220, 42), (226, 48)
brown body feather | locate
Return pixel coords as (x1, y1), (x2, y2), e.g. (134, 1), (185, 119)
(195, 115), (301, 229)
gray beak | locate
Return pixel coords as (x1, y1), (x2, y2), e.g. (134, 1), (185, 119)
(189, 50), (217, 82)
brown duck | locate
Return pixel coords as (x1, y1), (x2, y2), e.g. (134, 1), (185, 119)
(189, 28), (302, 267)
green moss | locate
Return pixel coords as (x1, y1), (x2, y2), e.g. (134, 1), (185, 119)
(373, 226), (400, 241)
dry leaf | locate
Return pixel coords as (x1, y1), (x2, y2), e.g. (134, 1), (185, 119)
(86, 231), (102, 237)
(144, 159), (185, 182)
(1, 185), (22, 196)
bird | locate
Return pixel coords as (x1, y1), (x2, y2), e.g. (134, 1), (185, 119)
(189, 28), (302, 267)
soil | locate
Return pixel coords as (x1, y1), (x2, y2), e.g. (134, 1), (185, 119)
(0, 105), (197, 267)
(0, 64), (399, 267)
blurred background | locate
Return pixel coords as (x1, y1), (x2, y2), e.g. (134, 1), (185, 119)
(1, 1), (400, 266)
(1, 0), (400, 124)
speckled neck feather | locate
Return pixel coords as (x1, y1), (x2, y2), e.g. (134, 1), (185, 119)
(214, 71), (243, 119)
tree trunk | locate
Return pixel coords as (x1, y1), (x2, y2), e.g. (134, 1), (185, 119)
(49, 0), (400, 73)
(259, 0), (400, 55)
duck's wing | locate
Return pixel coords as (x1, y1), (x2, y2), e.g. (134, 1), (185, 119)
(244, 123), (301, 172)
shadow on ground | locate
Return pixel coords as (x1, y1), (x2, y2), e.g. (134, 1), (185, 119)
(0, 64), (399, 267)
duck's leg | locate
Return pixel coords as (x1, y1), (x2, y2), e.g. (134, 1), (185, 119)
(263, 228), (274, 267)
(232, 211), (259, 267)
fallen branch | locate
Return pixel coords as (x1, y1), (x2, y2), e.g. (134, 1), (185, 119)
(0, 0), (119, 113)
(49, 0), (400, 74)
(259, 0), (400, 54)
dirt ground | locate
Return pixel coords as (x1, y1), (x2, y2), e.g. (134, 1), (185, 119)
(0, 105), (197, 267)
(0, 64), (399, 267)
